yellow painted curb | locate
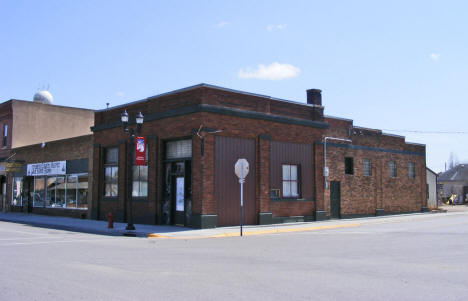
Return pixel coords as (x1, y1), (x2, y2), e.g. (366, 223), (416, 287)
(147, 233), (169, 238)
(147, 223), (360, 239)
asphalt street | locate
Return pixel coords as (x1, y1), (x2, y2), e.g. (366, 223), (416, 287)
(1, 211), (467, 301)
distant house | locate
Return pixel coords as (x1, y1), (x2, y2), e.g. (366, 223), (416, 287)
(426, 168), (438, 209)
(437, 164), (468, 204)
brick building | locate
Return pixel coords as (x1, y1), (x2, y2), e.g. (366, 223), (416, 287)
(91, 84), (427, 228)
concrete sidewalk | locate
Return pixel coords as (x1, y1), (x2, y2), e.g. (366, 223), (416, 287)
(1, 209), (464, 239)
(0, 212), (191, 237)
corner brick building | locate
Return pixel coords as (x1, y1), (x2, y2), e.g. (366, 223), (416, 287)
(91, 84), (427, 228)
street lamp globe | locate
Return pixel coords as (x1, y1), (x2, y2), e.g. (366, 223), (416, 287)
(121, 110), (129, 124)
(136, 112), (144, 124)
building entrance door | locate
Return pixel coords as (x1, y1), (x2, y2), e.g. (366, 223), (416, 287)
(330, 181), (341, 219)
(162, 160), (192, 226)
(172, 176), (185, 226)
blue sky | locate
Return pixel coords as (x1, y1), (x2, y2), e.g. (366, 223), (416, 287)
(1, 0), (467, 172)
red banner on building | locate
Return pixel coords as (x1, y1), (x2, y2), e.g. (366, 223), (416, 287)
(135, 137), (146, 165)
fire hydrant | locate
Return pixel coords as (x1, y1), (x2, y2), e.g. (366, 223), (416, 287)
(107, 212), (114, 229)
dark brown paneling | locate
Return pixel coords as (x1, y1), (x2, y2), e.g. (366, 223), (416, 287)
(270, 141), (313, 199)
(215, 136), (256, 226)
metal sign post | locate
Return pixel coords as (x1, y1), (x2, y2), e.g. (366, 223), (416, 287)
(235, 158), (249, 237)
(239, 178), (244, 236)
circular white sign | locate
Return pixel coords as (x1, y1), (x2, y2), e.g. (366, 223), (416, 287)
(234, 158), (249, 179)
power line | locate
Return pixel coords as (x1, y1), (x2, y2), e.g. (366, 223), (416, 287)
(382, 129), (468, 134)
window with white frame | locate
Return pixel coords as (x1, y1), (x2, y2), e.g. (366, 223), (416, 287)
(389, 161), (397, 178)
(408, 162), (415, 179)
(363, 158), (371, 176)
(104, 147), (118, 197)
(282, 164), (299, 198)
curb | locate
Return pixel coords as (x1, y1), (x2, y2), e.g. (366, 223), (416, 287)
(147, 222), (361, 239)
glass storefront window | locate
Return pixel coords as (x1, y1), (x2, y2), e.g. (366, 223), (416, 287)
(33, 177), (45, 207)
(12, 177), (23, 206)
(56, 176), (66, 208)
(77, 175), (88, 209)
(66, 176), (77, 208)
(30, 174), (87, 209)
(46, 176), (57, 207)
(8, 173), (88, 210)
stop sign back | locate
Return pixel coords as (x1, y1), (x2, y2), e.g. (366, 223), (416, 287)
(234, 158), (249, 179)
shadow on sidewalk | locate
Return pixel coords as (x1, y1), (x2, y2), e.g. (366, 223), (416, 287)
(0, 212), (195, 238)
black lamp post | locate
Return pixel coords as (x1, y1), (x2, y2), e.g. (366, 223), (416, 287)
(121, 110), (144, 231)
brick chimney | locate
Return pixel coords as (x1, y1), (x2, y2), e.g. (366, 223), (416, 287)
(306, 89), (322, 106)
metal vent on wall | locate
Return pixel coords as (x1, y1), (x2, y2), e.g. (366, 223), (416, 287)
(166, 139), (192, 159)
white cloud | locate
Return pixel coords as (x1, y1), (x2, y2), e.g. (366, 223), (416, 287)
(217, 21), (229, 28)
(429, 53), (440, 61)
(238, 62), (300, 80)
(267, 24), (287, 31)
(116, 91), (125, 97)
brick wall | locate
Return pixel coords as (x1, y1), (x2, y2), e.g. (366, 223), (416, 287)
(200, 112), (323, 219)
(93, 92), (326, 225)
(323, 118), (427, 217)
(12, 134), (92, 163)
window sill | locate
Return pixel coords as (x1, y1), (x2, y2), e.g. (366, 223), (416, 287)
(270, 198), (314, 202)
(45, 207), (88, 210)
(102, 196), (118, 201)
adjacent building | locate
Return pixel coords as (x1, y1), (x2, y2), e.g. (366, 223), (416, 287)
(426, 167), (438, 209)
(0, 91), (94, 215)
(7, 135), (93, 218)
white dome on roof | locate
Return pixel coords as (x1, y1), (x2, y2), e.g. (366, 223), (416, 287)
(33, 90), (53, 104)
